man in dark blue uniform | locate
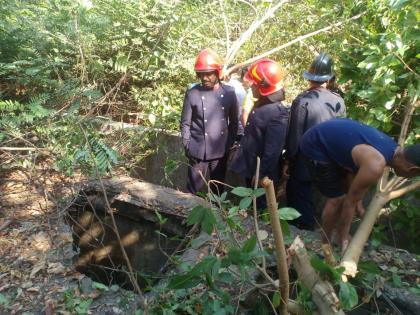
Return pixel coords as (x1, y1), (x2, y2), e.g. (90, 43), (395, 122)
(230, 58), (289, 208)
(181, 49), (239, 194)
(286, 53), (346, 230)
(300, 118), (420, 251)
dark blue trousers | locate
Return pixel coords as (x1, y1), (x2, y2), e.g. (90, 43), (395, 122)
(286, 175), (315, 230)
(187, 156), (227, 194)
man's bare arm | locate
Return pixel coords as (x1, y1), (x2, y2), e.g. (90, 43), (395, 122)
(338, 146), (386, 248)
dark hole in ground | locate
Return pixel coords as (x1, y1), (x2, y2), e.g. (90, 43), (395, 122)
(66, 194), (187, 290)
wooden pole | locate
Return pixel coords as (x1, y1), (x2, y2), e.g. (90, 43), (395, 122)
(262, 177), (289, 315)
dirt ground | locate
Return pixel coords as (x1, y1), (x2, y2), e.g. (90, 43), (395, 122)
(1, 162), (419, 315)
(0, 163), (138, 315)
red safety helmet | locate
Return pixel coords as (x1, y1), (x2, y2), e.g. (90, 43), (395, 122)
(194, 48), (223, 78)
(244, 58), (285, 96)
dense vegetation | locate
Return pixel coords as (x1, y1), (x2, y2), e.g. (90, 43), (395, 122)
(1, 0), (419, 313)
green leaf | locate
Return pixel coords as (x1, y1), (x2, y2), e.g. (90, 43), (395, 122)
(242, 235), (257, 253)
(239, 196), (252, 209)
(253, 188), (266, 198)
(92, 281), (109, 291)
(339, 282), (358, 310)
(75, 298), (93, 314)
(310, 256), (341, 282)
(168, 273), (201, 289)
(0, 293), (10, 306)
(278, 207), (301, 220)
(389, 0), (410, 10)
(358, 261), (381, 275)
(228, 206), (239, 215)
(409, 286), (420, 295)
(186, 205), (215, 234)
(217, 272), (234, 283)
(392, 272), (402, 287)
(280, 220), (291, 239)
(272, 291), (281, 307)
(231, 187), (252, 197)
(201, 208), (216, 234)
(187, 205), (206, 226)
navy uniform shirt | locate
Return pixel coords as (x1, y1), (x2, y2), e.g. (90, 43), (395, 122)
(180, 84), (239, 160)
(300, 118), (398, 171)
(286, 87), (346, 179)
(230, 100), (289, 182)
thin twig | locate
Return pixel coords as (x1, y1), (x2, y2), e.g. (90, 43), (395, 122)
(389, 180), (420, 200)
(398, 97), (418, 146)
(0, 219), (13, 232)
(252, 157), (266, 269)
(393, 53), (420, 79)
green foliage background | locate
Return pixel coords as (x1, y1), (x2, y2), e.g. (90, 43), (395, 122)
(1, 0), (418, 245)
(0, 0), (418, 233)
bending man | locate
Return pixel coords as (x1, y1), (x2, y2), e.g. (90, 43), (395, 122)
(300, 118), (420, 251)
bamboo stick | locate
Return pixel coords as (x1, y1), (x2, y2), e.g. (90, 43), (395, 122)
(262, 177), (289, 315)
(289, 237), (345, 315)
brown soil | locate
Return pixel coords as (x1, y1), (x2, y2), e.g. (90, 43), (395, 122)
(0, 162), (137, 315)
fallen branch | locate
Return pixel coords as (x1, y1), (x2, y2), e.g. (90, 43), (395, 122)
(226, 13), (363, 75)
(262, 177), (288, 315)
(0, 147), (47, 151)
(289, 236), (344, 315)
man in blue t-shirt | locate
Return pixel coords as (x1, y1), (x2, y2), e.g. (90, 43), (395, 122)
(300, 118), (420, 251)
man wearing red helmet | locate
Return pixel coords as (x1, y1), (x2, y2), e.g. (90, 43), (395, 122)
(230, 59), (289, 209)
(181, 49), (239, 194)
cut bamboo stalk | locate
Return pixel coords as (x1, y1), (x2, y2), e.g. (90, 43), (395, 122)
(289, 236), (345, 315)
(262, 177), (289, 315)
(340, 193), (389, 277)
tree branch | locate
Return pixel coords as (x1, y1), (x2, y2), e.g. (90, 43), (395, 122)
(388, 180), (420, 200)
(226, 13), (363, 75)
(398, 97), (419, 146)
(224, 0), (289, 68)
(0, 147), (46, 151)
(218, 0), (230, 53)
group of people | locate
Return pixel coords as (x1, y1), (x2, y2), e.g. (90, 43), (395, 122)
(180, 48), (420, 251)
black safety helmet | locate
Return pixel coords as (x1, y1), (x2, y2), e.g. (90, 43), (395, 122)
(303, 52), (334, 82)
